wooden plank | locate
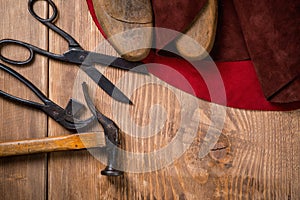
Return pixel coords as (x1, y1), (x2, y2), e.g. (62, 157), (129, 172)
(0, 0), (48, 199)
(0, 0), (292, 199)
(47, 1), (113, 199)
(47, 1), (300, 200)
(91, 71), (300, 199)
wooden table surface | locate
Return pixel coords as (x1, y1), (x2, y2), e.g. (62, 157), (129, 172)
(1, 1), (299, 199)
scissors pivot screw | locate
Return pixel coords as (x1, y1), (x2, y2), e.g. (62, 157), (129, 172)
(79, 55), (85, 61)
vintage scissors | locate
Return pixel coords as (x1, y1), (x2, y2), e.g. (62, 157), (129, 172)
(0, 63), (95, 131)
(0, 0), (147, 104)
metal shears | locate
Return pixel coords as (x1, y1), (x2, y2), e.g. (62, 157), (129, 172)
(0, 63), (95, 131)
(0, 0), (147, 104)
(0, 63), (124, 176)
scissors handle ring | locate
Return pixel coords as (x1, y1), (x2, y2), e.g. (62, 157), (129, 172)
(28, 0), (81, 49)
(0, 39), (34, 65)
(0, 39), (65, 65)
(28, 0), (58, 23)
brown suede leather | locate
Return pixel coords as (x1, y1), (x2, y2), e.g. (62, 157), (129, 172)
(152, 0), (208, 32)
(210, 0), (249, 61)
(211, 0), (300, 103)
(232, 0), (300, 103)
(152, 0), (299, 103)
(152, 0), (208, 47)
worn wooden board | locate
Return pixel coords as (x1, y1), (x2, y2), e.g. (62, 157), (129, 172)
(1, 0), (300, 200)
(47, 1), (112, 199)
(0, 0), (48, 199)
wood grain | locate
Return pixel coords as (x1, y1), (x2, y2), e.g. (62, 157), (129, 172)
(92, 0), (153, 61)
(47, 1), (115, 200)
(0, 132), (105, 157)
(0, 0), (48, 199)
(176, 0), (218, 59)
(1, 0), (299, 200)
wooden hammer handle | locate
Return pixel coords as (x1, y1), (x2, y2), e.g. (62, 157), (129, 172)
(0, 132), (105, 157)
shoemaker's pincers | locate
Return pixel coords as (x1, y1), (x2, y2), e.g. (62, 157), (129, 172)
(0, 63), (95, 131)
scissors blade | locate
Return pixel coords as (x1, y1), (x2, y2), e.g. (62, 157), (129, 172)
(89, 52), (148, 74)
(63, 50), (148, 74)
(80, 65), (133, 104)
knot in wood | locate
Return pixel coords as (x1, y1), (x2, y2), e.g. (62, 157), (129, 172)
(209, 133), (232, 164)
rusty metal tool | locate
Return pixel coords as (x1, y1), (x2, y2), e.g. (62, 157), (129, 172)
(0, 63), (124, 176)
(0, 0), (147, 104)
(0, 63), (95, 131)
(82, 82), (124, 176)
